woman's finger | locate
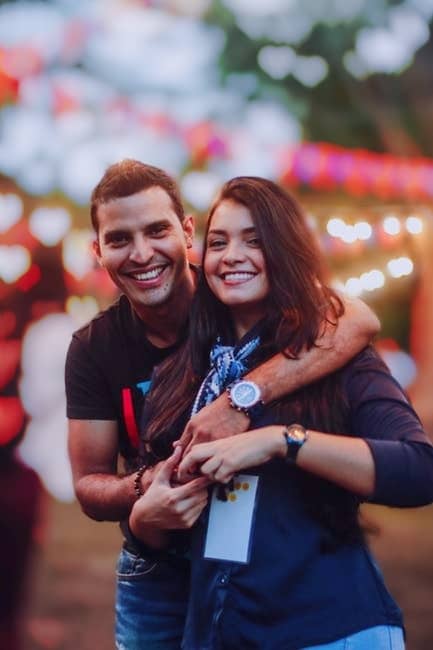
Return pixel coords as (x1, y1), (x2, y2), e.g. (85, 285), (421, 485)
(178, 445), (213, 479)
(199, 456), (223, 479)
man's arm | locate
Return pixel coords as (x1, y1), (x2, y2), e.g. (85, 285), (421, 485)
(68, 419), (140, 521)
(179, 297), (380, 449)
(68, 420), (209, 524)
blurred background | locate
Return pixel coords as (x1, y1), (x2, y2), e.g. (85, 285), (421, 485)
(1, 0), (433, 648)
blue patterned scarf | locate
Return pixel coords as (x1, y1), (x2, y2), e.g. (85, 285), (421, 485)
(191, 334), (261, 416)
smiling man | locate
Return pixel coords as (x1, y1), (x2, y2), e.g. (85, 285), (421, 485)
(65, 159), (380, 649)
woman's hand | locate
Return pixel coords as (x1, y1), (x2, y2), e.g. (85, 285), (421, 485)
(177, 427), (285, 484)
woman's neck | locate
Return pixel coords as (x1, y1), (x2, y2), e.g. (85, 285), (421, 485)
(231, 305), (266, 341)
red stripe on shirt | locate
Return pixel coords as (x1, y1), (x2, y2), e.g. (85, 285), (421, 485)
(121, 388), (139, 449)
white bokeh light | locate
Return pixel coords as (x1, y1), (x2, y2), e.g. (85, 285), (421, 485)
(0, 194), (23, 233)
(387, 256), (414, 278)
(62, 229), (94, 280)
(345, 277), (363, 297)
(0, 245), (31, 283)
(258, 45), (295, 80)
(360, 269), (385, 291)
(327, 217), (346, 237)
(383, 215), (401, 235)
(292, 55), (328, 87)
(353, 221), (372, 240)
(29, 207), (72, 246)
(181, 171), (221, 211)
(406, 215), (423, 234)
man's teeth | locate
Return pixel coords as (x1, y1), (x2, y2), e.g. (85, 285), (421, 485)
(133, 267), (165, 281)
(223, 272), (255, 281)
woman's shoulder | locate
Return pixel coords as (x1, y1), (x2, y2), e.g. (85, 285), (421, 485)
(340, 344), (411, 406)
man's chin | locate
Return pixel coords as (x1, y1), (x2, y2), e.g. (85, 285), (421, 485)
(131, 286), (173, 310)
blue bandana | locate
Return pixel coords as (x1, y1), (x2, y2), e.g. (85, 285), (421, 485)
(191, 335), (261, 416)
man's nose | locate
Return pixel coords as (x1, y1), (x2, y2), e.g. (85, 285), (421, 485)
(129, 235), (153, 264)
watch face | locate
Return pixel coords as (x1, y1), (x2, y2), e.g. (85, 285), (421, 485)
(287, 425), (306, 444)
(231, 381), (261, 409)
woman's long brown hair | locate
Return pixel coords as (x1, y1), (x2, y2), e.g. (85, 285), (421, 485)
(142, 176), (343, 456)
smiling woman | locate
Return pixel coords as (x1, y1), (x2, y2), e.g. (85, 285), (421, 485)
(204, 199), (269, 338)
(133, 176), (433, 650)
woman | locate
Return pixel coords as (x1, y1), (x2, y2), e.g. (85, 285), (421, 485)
(131, 177), (433, 649)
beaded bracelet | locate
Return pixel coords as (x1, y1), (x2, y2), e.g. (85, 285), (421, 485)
(134, 465), (147, 498)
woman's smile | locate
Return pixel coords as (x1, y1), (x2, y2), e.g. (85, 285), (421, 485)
(219, 271), (258, 284)
(204, 199), (269, 335)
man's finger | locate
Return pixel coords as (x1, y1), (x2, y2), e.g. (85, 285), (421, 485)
(176, 492), (209, 515)
(171, 475), (209, 499)
(182, 433), (205, 457)
(178, 425), (193, 450)
(154, 446), (182, 484)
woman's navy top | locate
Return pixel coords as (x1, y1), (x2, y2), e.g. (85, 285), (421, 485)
(182, 347), (433, 650)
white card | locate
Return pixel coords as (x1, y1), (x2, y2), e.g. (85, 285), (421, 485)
(204, 474), (259, 564)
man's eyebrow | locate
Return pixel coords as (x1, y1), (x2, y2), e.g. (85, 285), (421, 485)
(103, 219), (173, 242)
(144, 219), (172, 231)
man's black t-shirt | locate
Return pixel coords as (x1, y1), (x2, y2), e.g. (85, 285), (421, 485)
(65, 294), (181, 468)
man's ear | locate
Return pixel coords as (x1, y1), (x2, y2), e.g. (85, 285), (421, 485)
(183, 214), (195, 249)
(92, 239), (104, 266)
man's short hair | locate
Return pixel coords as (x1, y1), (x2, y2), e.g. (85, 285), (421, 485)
(90, 159), (185, 232)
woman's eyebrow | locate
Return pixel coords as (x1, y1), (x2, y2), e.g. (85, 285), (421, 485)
(208, 226), (257, 235)
(207, 228), (226, 235)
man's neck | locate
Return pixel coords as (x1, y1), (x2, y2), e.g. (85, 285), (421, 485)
(134, 268), (196, 348)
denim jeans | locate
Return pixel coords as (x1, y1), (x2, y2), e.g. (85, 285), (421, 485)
(115, 546), (190, 650)
(302, 625), (405, 650)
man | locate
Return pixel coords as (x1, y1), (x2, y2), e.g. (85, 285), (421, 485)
(66, 159), (379, 649)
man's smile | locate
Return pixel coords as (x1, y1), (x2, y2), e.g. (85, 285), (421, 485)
(126, 264), (169, 282)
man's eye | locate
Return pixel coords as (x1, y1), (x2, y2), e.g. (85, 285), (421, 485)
(107, 235), (128, 247)
(150, 225), (169, 237)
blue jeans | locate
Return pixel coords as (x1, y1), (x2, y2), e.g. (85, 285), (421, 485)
(115, 546), (190, 650)
(302, 625), (405, 649)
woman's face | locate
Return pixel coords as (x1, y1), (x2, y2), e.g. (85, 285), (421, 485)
(204, 199), (270, 327)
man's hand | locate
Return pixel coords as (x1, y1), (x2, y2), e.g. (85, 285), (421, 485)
(129, 447), (210, 539)
(178, 391), (250, 454)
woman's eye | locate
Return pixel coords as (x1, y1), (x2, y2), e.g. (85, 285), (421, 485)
(247, 237), (261, 247)
(207, 239), (226, 249)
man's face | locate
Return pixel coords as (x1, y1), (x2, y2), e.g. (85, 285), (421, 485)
(93, 186), (194, 315)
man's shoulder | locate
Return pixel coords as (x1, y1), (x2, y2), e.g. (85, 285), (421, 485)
(72, 295), (132, 345)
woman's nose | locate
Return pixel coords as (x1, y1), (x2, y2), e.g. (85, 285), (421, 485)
(222, 240), (245, 264)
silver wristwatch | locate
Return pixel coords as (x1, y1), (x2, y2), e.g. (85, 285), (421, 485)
(227, 380), (264, 418)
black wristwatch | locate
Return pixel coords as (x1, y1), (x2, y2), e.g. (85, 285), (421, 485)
(227, 380), (264, 420)
(283, 424), (308, 464)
